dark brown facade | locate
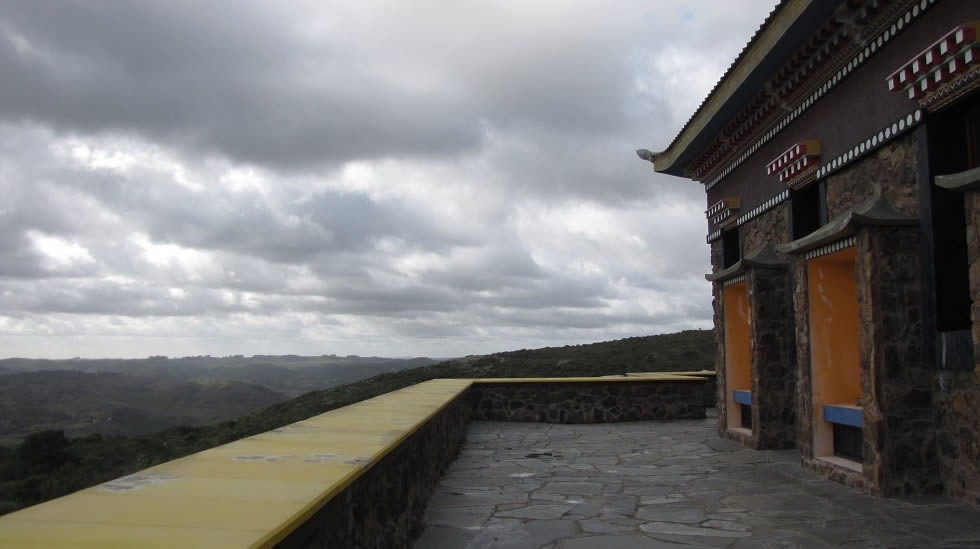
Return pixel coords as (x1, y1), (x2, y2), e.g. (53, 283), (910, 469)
(643, 0), (980, 505)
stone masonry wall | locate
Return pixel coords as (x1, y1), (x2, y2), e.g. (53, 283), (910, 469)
(277, 392), (472, 549)
(710, 239), (726, 435)
(793, 258), (818, 463)
(741, 201), (791, 254)
(711, 203), (796, 450)
(470, 381), (707, 423)
(750, 268), (797, 450)
(824, 132), (920, 218)
(856, 226), (939, 497)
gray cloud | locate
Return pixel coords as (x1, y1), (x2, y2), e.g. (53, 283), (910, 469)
(0, 1), (776, 358)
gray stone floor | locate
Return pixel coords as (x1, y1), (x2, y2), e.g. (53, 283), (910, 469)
(416, 415), (980, 548)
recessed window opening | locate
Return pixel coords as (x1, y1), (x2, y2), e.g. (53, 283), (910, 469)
(833, 424), (863, 461)
(928, 97), (976, 334)
(740, 404), (753, 430)
(791, 182), (828, 240)
(722, 228), (741, 268)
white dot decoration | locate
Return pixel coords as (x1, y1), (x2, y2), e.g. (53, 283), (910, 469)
(878, 131), (885, 141)
(877, 36), (884, 47)
(885, 127), (892, 138)
(892, 123), (899, 133)
(872, 135), (878, 146)
(860, 143), (866, 154)
(899, 119), (906, 130)
(915, 110), (922, 122)
(905, 12), (911, 23)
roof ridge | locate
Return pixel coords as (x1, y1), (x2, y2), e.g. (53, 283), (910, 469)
(658, 0), (790, 155)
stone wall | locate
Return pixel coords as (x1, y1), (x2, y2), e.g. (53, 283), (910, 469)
(750, 268), (797, 450)
(793, 257), (815, 463)
(710, 240), (726, 433)
(824, 132), (919, 218)
(277, 392), (472, 549)
(741, 202), (791, 254)
(856, 226), (939, 497)
(710, 204), (797, 450)
(469, 381), (707, 423)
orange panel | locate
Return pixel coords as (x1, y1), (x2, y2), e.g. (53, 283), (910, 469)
(724, 282), (751, 430)
(807, 248), (861, 458)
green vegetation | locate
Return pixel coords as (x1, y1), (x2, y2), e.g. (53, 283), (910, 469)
(0, 371), (290, 444)
(0, 329), (713, 516)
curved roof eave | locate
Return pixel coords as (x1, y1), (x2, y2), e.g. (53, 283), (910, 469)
(644, 0), (842, 179)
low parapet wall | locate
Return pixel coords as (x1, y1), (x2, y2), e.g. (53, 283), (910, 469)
(0, 373), (711, 548)
(471, 376), (707, 423)
(277, 389), (472, 548)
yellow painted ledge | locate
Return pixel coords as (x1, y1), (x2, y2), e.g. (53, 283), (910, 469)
(0, 373), (714, 548)
(0, 379), (474, 549)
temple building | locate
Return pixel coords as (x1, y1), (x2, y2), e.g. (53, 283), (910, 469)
(638, 0), (979, 505)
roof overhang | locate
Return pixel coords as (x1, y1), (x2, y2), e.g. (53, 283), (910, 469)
(641, 0), (844, 178)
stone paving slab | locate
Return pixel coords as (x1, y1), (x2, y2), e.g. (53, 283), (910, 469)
(415, 416), (980, 549)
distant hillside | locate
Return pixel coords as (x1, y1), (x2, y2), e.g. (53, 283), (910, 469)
(0, 329), (713, 516)
(0, 371), (289, 444)
(0, 355), (440, 397)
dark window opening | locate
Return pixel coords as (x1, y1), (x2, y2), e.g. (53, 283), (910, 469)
(722, 228), (741, 268)
(790, 181), (828, 240)
(927, 96), (976, 334)
(740, 404), (752, 430)
(833, 424), (863, 462)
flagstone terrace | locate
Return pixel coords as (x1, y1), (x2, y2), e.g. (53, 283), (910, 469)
(418, 418), (980, 548)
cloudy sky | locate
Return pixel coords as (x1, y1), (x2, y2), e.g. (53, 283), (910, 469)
(0, 1), (775, 359)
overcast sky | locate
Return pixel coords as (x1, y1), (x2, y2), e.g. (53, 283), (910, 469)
(0, 1), (776, 359)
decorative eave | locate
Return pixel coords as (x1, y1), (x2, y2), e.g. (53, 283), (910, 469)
(776, 196), (917, 255)
(638, 0), (935, 187)
(886, 21), (980, 111)
(766, 140), (821, 189)
(705, 243), (788, 283)
(935, 166), (980, 191)
(637, 0), (818, 177)
(706, 198), (741, 229)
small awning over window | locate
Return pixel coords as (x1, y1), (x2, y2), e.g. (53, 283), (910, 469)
(776, 196), (917, 256)
(705, 242), (787, 282)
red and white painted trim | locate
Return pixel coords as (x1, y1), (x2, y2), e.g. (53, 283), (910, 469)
(766, 140), (821, 189)
(886, 21), (980, 101)
(704, 0), (940, 192)
(706, 197), (741, 229)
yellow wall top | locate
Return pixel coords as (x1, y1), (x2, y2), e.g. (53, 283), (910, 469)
(0, 373), (712, 548)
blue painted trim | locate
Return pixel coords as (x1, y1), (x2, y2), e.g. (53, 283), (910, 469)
(733, 390), (752, 405)
(823, 404), (862, 427)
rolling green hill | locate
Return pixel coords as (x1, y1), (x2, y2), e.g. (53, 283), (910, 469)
(0, 329), (713, 516)
(0, 371), (290, 445)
